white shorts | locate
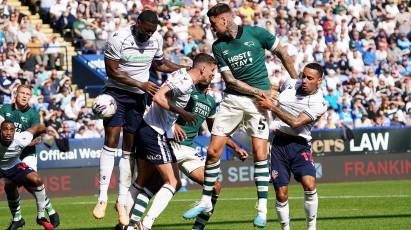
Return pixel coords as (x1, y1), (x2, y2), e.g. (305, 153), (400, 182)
(211, 93), (270, 140)
(171, 141), (205, 176)
(22, 155), (38, 171)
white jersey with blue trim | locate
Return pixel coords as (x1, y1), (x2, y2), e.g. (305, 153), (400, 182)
(104, 27), (164, 94)
(144, 69), (193, 137)
(0, 131), (33, 170)
(273, 76), (327, 142)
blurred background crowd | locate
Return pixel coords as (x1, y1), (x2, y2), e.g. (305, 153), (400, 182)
(0, 0), (410, 139)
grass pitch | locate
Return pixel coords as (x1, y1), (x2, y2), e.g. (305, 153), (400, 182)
(1, 180), (410, 229)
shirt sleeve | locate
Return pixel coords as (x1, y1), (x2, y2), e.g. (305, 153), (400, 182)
(304, 96), (327, 122)
(254, 26), (278, 51)
(154, 32), (164, 62)
(104, 32), (122, 60)
(31, 110), (40, 125)
(166, 70), (193, 97)
(212, 43), (230, 72)
(16, 131), (34, 148)
(279, 76), (293, 92)
(208, 97), (217, 119)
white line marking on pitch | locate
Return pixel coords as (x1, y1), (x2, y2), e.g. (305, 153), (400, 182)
(55, 194), (411, 205)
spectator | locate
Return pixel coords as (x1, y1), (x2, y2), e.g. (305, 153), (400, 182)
(26, 35), (47, 66)
(45, 35), (65, 70)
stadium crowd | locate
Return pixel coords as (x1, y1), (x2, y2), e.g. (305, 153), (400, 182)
(0, 0), (410, 140)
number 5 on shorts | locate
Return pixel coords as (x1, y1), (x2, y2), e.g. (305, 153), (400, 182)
(258, 118), (267, 131)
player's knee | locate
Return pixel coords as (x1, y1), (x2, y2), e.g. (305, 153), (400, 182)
(104, 131), (120, 148)
(206, 147), (220, 162)
(275, 188), (288, 202)
(303, 184), (316, 192)
(27, 174), (43, 187)
(165, 179), (181, 191)
(301, 177), (316, 191)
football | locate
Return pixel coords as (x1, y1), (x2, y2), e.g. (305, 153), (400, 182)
(92, 94), (117, 119)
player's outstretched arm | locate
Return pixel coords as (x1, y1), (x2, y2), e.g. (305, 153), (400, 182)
(153, 59), (190, 73)
(26, 124), (47, 138)
(222, 70), (268, 97)
(105, 58), (159, 96)
(152, 86), (196, 124)
(206, 118), (248, 160)
(255, 94), (312, 129)
(271, 42), (298, 79)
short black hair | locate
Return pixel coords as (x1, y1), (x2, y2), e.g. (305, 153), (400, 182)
(1, 120), (15, 129)
(207, 3), (232, 17)
(137, 10), (160, 24)
(305, 62), (324, 78)
(193, 53), (217, 68)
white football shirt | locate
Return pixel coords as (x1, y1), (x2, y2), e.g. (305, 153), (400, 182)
(144, 69), (194, 137)
(104, 27), (164, 94)
(273, 76), (327, 142)
(0, 131), (33, 170)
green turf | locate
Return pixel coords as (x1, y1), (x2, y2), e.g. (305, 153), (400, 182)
(1, 180), (411, 229)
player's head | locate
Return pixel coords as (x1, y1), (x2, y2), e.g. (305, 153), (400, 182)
(301, 63), (323, 95)
(15, 84), (32, 109)
(192, 53), (217, 85)
(135, 10), (160, 42)
(207, 3), (234, 39)
(0, 120), (16, 145)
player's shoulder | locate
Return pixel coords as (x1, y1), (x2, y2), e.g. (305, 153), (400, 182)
(312, 89), (327, 110)
(27, 107), (40, 119)
(110, 27), (133, 41)
(0, 104), (12, 111)
(171, 68), (189, 78)
(151, 31), (163, 42)
(26, 106), (38, 114)
(244, 25), (266, 34)
(206, 94), (217, 106)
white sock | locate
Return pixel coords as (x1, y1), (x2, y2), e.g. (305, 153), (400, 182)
(257, 198), (268, 215)
(118, 151), (132, 205)
(200, 194), (212, 205)
(98, 145), (117, 202)
(142, 184), (175, 229)
(304, 190), (318, 230)
(28, 185), (47, 219)
(276, 200), (290, 230)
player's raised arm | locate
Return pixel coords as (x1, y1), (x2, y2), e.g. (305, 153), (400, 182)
(271, 42), (298, 79)
(152, 84), (196, 124)
(26, 124), (47, 137)
(105, 58), (159, 96)
(153, 59), (190, 73)
(256, 93), (312, 129)
(221, 70), (267, 97)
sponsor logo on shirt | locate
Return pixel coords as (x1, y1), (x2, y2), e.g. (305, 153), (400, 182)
(223, 50), (229, 55)
(227, 51), (253, 69)
(243, 41), (255, 47)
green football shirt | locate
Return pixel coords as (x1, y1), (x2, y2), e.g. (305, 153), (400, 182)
(0, 104), (40, 156)
(176, 87), (217, 148)
(212, 26), (278, 95)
